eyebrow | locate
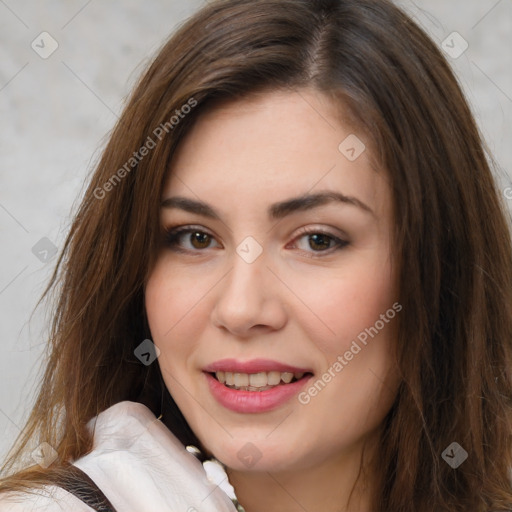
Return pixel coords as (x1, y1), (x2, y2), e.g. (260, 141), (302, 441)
(161, 191), (374, 220)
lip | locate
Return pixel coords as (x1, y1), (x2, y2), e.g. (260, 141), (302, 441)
(203, 358), (312, 374)
(203, 359), (314, 414)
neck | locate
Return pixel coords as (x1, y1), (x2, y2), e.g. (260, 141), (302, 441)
(226, 435), (379, 512)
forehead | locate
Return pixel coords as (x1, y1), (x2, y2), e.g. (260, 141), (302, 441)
(164, 89), (389, 218)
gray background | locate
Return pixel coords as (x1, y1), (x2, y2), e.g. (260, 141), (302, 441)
(1, 0), (511, 462)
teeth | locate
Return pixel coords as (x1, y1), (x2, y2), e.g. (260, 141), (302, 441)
(214, 370), (308, 390)
(281, 372), (293, 384)
(249, 372), (268, 387)
(234, 373), (249, 387)
(267, 371), (281, 386)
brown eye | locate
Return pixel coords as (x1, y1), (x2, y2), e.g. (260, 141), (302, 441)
(163, 226), (221, 252)
(291, 227), (349, 257)
(189, 231), (212, 249)
(307, 233), (334, 251)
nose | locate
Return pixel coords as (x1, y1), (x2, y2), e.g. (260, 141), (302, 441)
(210, 249), (287, 338)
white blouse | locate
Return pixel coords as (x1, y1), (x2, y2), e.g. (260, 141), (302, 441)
(0, 401), (238, 512)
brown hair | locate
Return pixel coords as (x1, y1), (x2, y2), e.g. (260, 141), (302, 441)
(1, 0), (512, 510)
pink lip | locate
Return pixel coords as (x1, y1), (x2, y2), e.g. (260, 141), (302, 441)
(204, 373), (313, 413)
(203, 358), (312, 374)
(203, 359), (314, 414)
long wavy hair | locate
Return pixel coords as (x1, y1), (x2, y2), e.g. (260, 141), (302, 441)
(1, 0), (512, 510)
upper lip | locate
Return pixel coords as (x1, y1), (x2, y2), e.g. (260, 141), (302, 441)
(203, 358), (313, 374)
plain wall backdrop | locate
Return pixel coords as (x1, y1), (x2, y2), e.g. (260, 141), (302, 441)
(1, 0), (511, 462)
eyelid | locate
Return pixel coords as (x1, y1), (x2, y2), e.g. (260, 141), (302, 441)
(162, 223), (349, 256)
(163, 224), (222, 253)
(292, 224), (348, 241)
(165, 224), (217, 238)
(288, 225), (349, 257)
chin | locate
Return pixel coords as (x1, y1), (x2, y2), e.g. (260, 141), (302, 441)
(203, 436), (308, 473)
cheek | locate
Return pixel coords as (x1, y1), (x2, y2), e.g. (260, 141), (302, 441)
(144, 260), (210, 356)
(295, 266), (399, 452)
(285, 252), (396, 357)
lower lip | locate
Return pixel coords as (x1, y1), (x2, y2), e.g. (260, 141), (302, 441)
(204, 372), (313, 413)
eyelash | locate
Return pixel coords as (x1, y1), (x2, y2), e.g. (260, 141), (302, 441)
(162, 225), (349, 258)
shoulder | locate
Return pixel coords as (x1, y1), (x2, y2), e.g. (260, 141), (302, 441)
(0, 486), (94, 511)
(0, 401), (237, 512)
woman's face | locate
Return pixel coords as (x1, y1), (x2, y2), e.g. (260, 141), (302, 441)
(145, 88), (400, 473)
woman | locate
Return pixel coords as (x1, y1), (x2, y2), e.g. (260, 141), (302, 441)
(1, 0), (511, 511)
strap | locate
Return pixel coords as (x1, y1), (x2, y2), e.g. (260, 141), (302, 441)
(52, 465), (118, 512)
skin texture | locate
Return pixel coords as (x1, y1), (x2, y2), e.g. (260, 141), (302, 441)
(145, 88), (401, 512)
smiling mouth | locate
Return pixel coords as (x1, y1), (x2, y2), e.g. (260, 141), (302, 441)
(209, 370), (314, 392)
